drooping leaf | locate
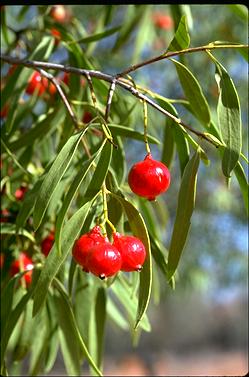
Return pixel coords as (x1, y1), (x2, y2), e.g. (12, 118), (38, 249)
(167, 150), (201, 279)
(110, 193), (152, 330)
(108, 124), (160, 144)
(167, 15), (190, 52)
(234, 161), (249, 216)
(212, 56), (242, 177)
(0, 223), (35, 242)
(171, 58), (211, 126)
(106, 297), (129, 330)
(33, 128), (88, 230)
(161, 121), (175, 168)
(32, 200), (94, 317)
(67, 25), (121, 44)
(13, 300), (34, 361)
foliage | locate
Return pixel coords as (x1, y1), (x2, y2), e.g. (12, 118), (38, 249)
(0, 4), (248, 376)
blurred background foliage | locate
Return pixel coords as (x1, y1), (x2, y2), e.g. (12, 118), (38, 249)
(1, 4), (248, 375)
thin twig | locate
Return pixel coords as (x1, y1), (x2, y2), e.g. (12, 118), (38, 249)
(0, 54), (222, 146)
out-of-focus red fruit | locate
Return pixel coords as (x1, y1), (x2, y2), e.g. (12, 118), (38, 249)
(152, 13), (174, 30)
(113, 232), (146, 272)
(7, 64), (17, 76)
(128, 153), (171, 201)
(26, 71), (48, 96)
(73, 226), (108, 272)
(0, 253), (5, 268)
(10, 252), (34, 285)
(0, 209), (10, 223)
(51, 28), (61, 45)
(15, 185), (28, 201)
(41, 231), (55, 256)
(0, 104), (9, 118)
(62, 72), (70, 86)
(50, 5), (71, 23)
(48, 81), (57, 96)
(82, 111), (93, 124)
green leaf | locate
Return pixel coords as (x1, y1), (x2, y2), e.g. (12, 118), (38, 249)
(132, 6), (153, 63)
(13, 300), (34, 361)
(110, 193), (152, 330)
(170, 4), (193, 32)
(111, 276), (151, 332)
(67, 25), (121, 44)
(108, 124), (160, 144)
(171, 58), (211, 126)
(33, 129), (87, 230)
(55, 145), (104, 255)
(54, 279), (102, 376)
(0, 223), (35, 242)
(161, 122), (175, 168)
(214, 59), (242, 177)
(89, 287), (106, 371)
(167, 15), (190, 52)
(106, 297), (129, 330)
(32, 200), (94, 317)
(55, 294), (81, 375)
(44, 296), (59, 374)
(234, 162), (249, 216)
(167, 150), (201, 279)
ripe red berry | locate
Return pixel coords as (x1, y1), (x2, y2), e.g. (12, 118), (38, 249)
(128, 153), (170, 201)
(10, 252), (34, 285)
(50, 5), (71, 23)
(41, 231), (55, 256)
(113, 232), (146, 272)
(51, 28), (61, 45)
(0, 209), (10, 223)
(72, 226), (108, 272)
(152, 13), (174, 30)
(15, 185), (27, 201)
(0, 103), (9, 118)
(82, 111), (93, 124)
(86, 242), (122, 279)
(26, 71), (48, 96)
(62, 72), (70, 86)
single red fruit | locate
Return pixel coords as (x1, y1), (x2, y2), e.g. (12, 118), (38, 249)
(62, 72), (70, 86)
(26, 72), (48, 96)
(0, 103), (8, 118)
(113, 232), (146, 272)
(72, 226), (108, 272)
(41, 231), (55, 256)
(15, 185), (27, 201)
(152, 13), (174, 30)
(0, 209), (10, 223)
(128, 153), (170, 201)
(86, 242), (122, 279)
(10, 252), (34, 285)
(51, 28), (61, 45)
(82, 111), (93, 124)
(0, 253), (5, 269)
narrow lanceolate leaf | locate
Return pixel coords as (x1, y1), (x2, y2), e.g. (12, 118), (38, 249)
(167, 15), (190, 52)
(32, 200), (93, 317)
(54, 279), (102, 376)
(89, 288), (107, 371)
(0, 223), (35, 242)
(110, 193), (152, 330)
(171, 58), (211, 126)
(67, 25), (121, 44)
(55, 143), (104, 255)
(108, 124), (160, 144)
(167, 150), (201, 279)
(234, 162), (249, 216)
(214, 60), (242, 177)
(33, 129), (88, 230)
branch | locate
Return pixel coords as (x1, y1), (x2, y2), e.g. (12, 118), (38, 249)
(116, 43), (249, 77)
(0, 54), (219, 146)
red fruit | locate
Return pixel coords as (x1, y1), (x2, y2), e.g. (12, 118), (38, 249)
(41, 231), (55, 256)
(113, 232), (146, 272)
(72, 226), (108, 272)
(26, 71), (48, 96)
(128, 153), (170, 201)
(0, 209), (10, 223)
(0, 104), (8, 118)
(0, 253), (5, 268)
(51, 28), (61, 45)
(62, 72), (70, 86)
(48, 81), (57, 96)
(86, 242), (122, 279)
(152, 13), (174, 30)
(50, 5), (70, 23)
(10, 252), (34, 285)
(15, 185), (27, 201)
(82, 111), (93, 124)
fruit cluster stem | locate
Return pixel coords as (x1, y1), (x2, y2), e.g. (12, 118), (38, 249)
(101, 183), (116, 234)
(143, 99), (151, 154)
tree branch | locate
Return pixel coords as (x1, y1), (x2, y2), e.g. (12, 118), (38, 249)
(0, 53), (221, 146)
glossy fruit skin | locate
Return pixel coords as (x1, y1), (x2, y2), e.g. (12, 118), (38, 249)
(113, 232), (146, 272)
(72, 226), (108, 272)
(86, 243), (122, 279)
(26, 72), (48, 96)
(128, 153), (170, 201)
(10, 252), (34, 285)
(41, 232), (55, 256)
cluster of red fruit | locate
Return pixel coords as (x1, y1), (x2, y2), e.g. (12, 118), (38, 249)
(73, 226), (146, 279)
